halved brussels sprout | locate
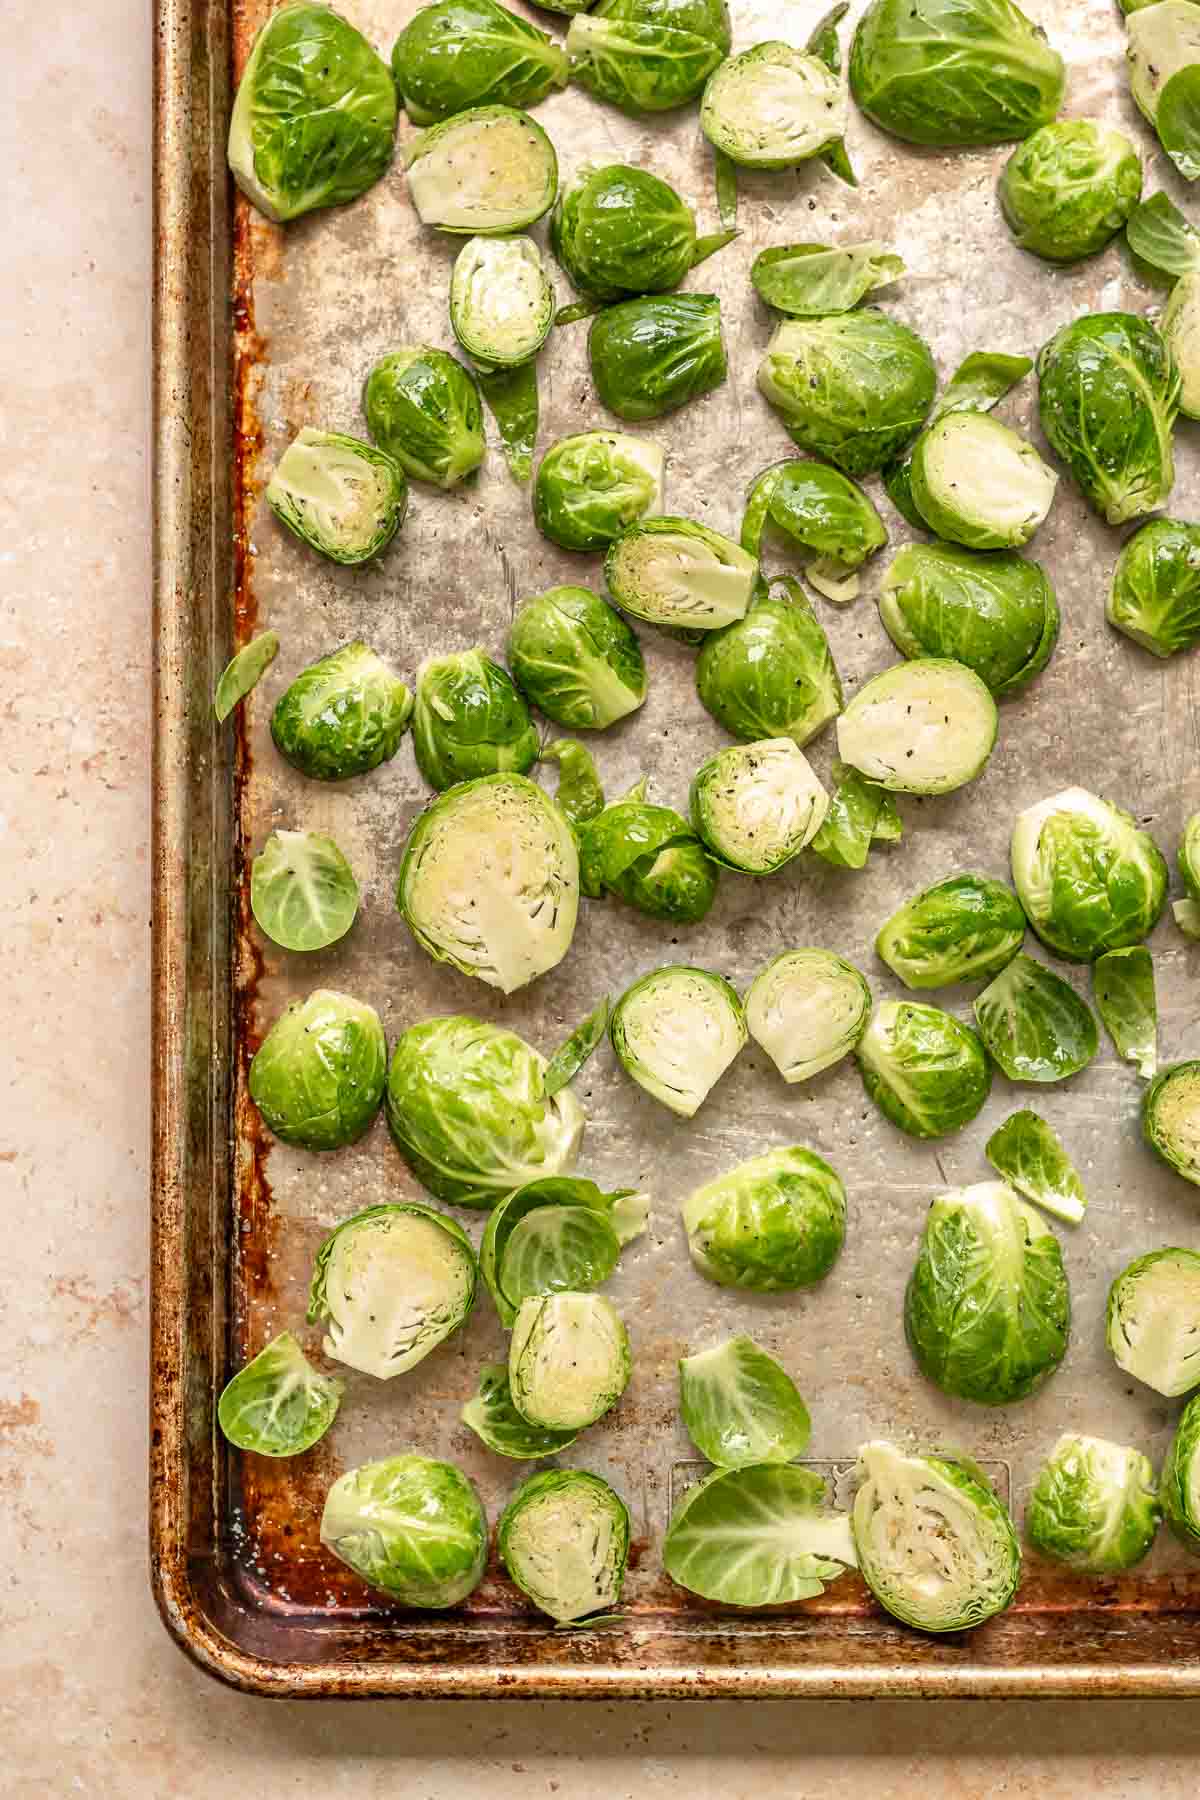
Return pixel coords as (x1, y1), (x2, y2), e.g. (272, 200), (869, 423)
(836, 659), (998, 795)
(809, 762), (898, 869)
(682, 1146), (846, 1292)
(250, 828), (359, 953)
(857, 1000), (991, 1138)
(228, 3), (397, 223)
(509, 1292), (631, 1429)
(397, 773), (579, 992)
(750, 242), (906, 318)
(499, 1469), (631, 1621)
(412, 649), (539, 791)
(700, 43), (846, 170)
(509, 587), (646, 731)
(266, 427), (407, 565)
(248, 989), (387, 1151)
(386, 1015), (584, 1208)
(579, 781), (718, 924)
(1163, 272), (1200, 417)
(985, 1109), (1087, 1226)
(909, 414), (1057, 550)
(1107, 518), (1200, 658)
(974, 953), (1099, 1084)
(605, 516), (757, 632)
(1127, 1), (1200, 180)
(884, 349), (1035, 527)
(214, 630), (278, 722)
(320, 1455), (487, 1606)
(679, 1335), (811, 1467)
(363, 347), (486, 489)
(1181, 812), (1200, 901)
(533, 432), (665, 553)
(689, 739), (829, 875)
(879, 544), (1059, 696)
(664, 1464), (856, 1605)
(404, 105), (558, 234)
(852, 1442), (1021, 1633)
(906, 1181), (1070, 1404)
(217, 1331), (343, 1458)
(480, 1176), (648, 1326)
(552, 163), (729, 302)
(696, 581), (842, 745)
(391, 0), (568, 124)
(460, 1362), (579, 1459)
(1010, 787), (1168, 962)
(741, 464), (887, 604)
(1143, 1060), (1200, 1186)
(999, 120), (1142, 262)
(270, 641), (413, 781)
(1094, 946), (1157, 1079)
(307, 1204), (477, 1378)
(610, 965), (745, 1116)
(1161, 1392), (1200, 1554)
(744, 948), (871, 1083)
(758, 311), (937, 478)
(566, 0), (731, 116)
(849, 0), (1065, 148)
(1107, 1247), (1200, 1395)
(450, 235), (556, 371)
(1025, 1434), (1160, 1573)
(589, 294), (726, 421)
(875, 873), (1026, 989)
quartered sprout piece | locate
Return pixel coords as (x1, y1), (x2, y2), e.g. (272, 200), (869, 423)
(1107, 1248), (1200, 1396)
(460, 1362), (580, 1460)
(837, 659), (998, 796)
(1093, 946), (1157, 1079)
(750, 242), (904, 317)
(510, 584), (647, 728)
(480, 1176), (647, 1328)
(217, 1331), (343, 1457)
(875, 873), (1025, 990)
(1107, 519), (1200, 659)
(579, 782), (718, 925)
(363, 346), (487, 488)
(589, 294), (727, 422)
(266, 428), (408, 565)
(689, 739), (829, 875)
(390, 0), (568, 125)
(610, 965), (746, 1117)
(985, 1110), (1087, 1227)
(879, 544), (1059, 696)
(1025, 1435), (1160, 1574)
(248, 989), (387, 1151)
(700, 42), (847, 170)
(1143, 1061), (1200, 1187)
(412, 649), (539, 791)
(681, 1146), (846, 1291)
(679, 1335), (811, 1467)
(250, 829), (359, 953)
(1010, 787), (1168, 962)
(999, 120), (1143, 263)
(605, 516), (757, 632)
(404, 105), (558, 234)
(320, 1455), (488, 1607)
(973, 953), (1099, 1084)
(499, 1469), (631, 1622)
(744, 948), (871, 1083)
(533, 432), (665, 553)
(214, 630), (278, 721)
(271, 641), (413, 781)
(857, 1000), (991, 1139)
(508, 1292), (631, 1430)
(909, 413), (1057, 551)
(664, 1463), (856, 1606)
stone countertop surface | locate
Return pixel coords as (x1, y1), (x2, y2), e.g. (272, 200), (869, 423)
(4, 0), (1200, 1791)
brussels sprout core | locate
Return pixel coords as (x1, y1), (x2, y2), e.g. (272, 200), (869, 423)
(1143, 1061), (1200, 1187)
(689, 739), (829, 874)
(1107, 1248), (1200, 1395)
(910, 414), (1057, 551)
(404, 105), (558, 234)
(1025, 1434), (1160, 1574)
(1010, 786), (1168, 962)
(605, 517), (757, 631)
(450, 235), (555, 370)
(682, 1146), (847, 1291)
(266, 427), (408, 565)
(307, 1204), (477, 1378)
(499, 1469), (631, 1621)
(610, 965), (746, 1116)
(509, 1292), (632, 1429)
(744, 949), (871, 1084)
(836, 658), (998, 795)
(700, 43), (846, 170)
(320, 1455), (487, 1606)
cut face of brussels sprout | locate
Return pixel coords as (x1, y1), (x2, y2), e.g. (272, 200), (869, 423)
(271, 641), (413, 781)
(1127, 2), (1200, 127)
(1107, 1248), (1200, 1395)
(541, 739), (606, 830)
(227, 3), (397, 223)
(1094, 946), (1157, 1079)
(509, 587), (647, 731)
(509, 1292), (631, 1429)
(1143, 1061), (1200, 1186)
(500, 1471), (630, 1623)
(363, 347), (486, 488)
(689, 739), (829, 875)
(741, 465), (887, 603)
(1025, 1435), (1160, 1574)
(986, 1109), (1087, 1226)
(566, 0), (731, 115)
(1161, 1392), (1200, 1554)
(700, 43), (846, 170)
(1176, 897), (1200, 938)
(543, 996), (612, 1096)
(460, 1362), (579, 1460)
(552, 164), (703, 302)
(836, 658), (998, 795)
(1108, 518), (1200, 658)
(480, 1176), (645, 1326)
(217, 1331), (343, 1458)
(533, 432), (665, 553)
(681, 1145), (847, 1291)
(610, 965), (746, 1116)
(412, 649), (539, 791)
(857, 1000), (991, 1139)
(404, 106), (558, 233)
(974, 953), (1099, 1084)
(386, 1015), (584, 1209)
(744, 948), (871, 1084)
(605, 516), (757, 631)
(266, 428), (408, 564)
(450, 236), (555, 371)
(1010, 786), (1168, 962)
(750, 242), (905, 318)
(391, 0), (568, 125)
(320, 1455), (487, 1606)
(250, 829), (359, 953)
(906, 1182), (1070, 1404)
(679, 1336), (811, 1468)
(879, 544), (1059, 697)
(910, 414), (1057, 551)
(214, 630), (279, 722)
(579, 785), (718, 923)
(397, 773), (580, 992)
(248, 989), (387, 1151)
(589, 294), (727, 421)
(876, 873), (1025, 990)
(664, 1464), (856, 1606)
(1162, 271), (1200, 417)
(999, 120), (1142, 263)
(852, 1442), (1021, 1632)
(884, 350), (1035, 526)
(307, 1204), (477, 1379)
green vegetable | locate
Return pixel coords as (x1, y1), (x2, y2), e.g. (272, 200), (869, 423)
(578, 781), (718, 924)
(1107, 517), (1200, 657)
(689, 739), (829, 874)
(700, 42), (847, 170)
(391, 0), (568, 123)
(740, 465), (887, 603)
(1025, 1435), (1160, 1573)
(477, 361), (541, 482)
(857, 1000), (991, 1139)
(450, 235), (555, 371)
(1180, 811), (1200, 902)
(1161, 1392), (1200, 1554)
(1010, 786), (1168, 961)
(266, 428), (408, 564)
(906, 1181), (1070, 1403)
(533, 432), (665, 553)
(909, 414), (1058, 550)
(214, 631), (279, 722)
(808, 762), (895, 869)
(228, 3), (397, 223)
(320, 1455), (487, 1606)
(744, 948), (871, 1083)
(307, 1204), (477, 1377)
(974, 954), (1099, 1084)
(876, 873), (1025, 990)
(543, 997), (612, 1096)
(589, 293), (727, 421)
(805, 0), (858, 186)
(363, 347), (486, 489)
(499, 1469), (631, 1621)
(552, 163), (732, 302)
(750, 242), (905, 317)
(605, 516), (757, 632)
(1161, 66), (1200, 180)
(681, 1146), (846, 1291)
(985, 1110), (1087, 1226)
(250, 829), (359, 953)
(540, 739), (606, 829)
(509, 587), (647, 732)
(412, 649), (539, 791)
(837, 658), (998, 795)
(1143, 1060), (1200, 1186)
(664, 1464), (856, 1605)
(1127, 3), (1200, 178)
(248, 989), (386, 1151)
(480, 1176), (647, 1327)
(679, 1336), (811, 1468)
(566, 0), (731, 115)
(884, 349), (1034, 527)
(509, 1292), (631, 1429)
(1107, 1247), (1200, 1394)
(610, 964), (745, 1116)
(1094, 946), (1157, 1079)
(1126, 190), (1200, 280)
(403, 105), (558, 233)
(270, 641), (413, 782)
(999, 120), (1142, 261)
(217, 1331), (343, 1457)
(460, 1362), (580, 1460)
(1163, 272), (1200, 416)
(879, 543), (1058, 696)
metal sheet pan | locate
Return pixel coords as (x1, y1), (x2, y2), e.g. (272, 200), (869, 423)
(151, 0), (1200, 1695)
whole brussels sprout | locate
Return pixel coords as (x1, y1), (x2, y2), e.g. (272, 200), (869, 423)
(412, 649), (539, 790)
(836, 659), (998, 796)
(391, 0), (568, 124)
(579, 780), (718, 924)
(552, 164), (722, 302)
(1106, 517), (1200, 658)
(450, 235), (555, 371)
(228, 3), (397, 223)
(879, 543), (1059, 696)
(909, 414), (1057, 550)
(566, 0), (731, 115)
(741, 463), (887, 603)
(857, 999), (991, 1138)
(1010, 786), (1168, 961)
(307, 1204), (477, 1378)
(1161, 1392), (1200, 1554)
(509, 586), (646, 729)
(248, 989), (387, 1151)
(533, 431), (665, 552)
(499, 1469), (631, 1622)
(974, 953), (1099, 1083)
(664, 1464), (855, 1606)
(1162, 273), (1200, 417)
(404, 105), (558, 234)
(217, 1332), (343, 1458)
(271, 642), (413, 781)
(590, 294), (727, 421)
(700, 42), (847, 169)
(744, 948), (872, 1084)
(509, 1292), (631, 1429)
(320, 1455), (487, 1606)
(695, 581), (842, 746)
(689, 739), (829, 875)
(681, 1146), (847, 1291)
(605, 516), (758, 632)
(999, 120), (1142, 262)
(1025, 1435), (1160, 1574)
(610, 964), (746, 1116)
(266, 428), (408, 565)
(1143, 1060), (1200, 1188)
(876, 873), (1026, 989)
(362, 347), (486, 488)
(1107, 1247), (1200, 1394)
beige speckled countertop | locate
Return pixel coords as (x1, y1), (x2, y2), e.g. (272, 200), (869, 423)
(4, 0), (1200, 1789)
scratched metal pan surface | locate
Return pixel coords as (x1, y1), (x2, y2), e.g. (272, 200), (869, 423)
(151, 0), (1200, 1695)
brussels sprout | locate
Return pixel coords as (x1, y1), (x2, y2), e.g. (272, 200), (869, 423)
(214, 631), (278, 722)
(1127, 3), (1200, 168)
(217, 1331), (343, 1458)
(1094, 946), (1157, 1079)
(610, 965), (745, 1116)
(1161, 1391), (1200, 1554)
(1160, 67), (1200, 183)
(664, 1464), (856, 1605)
(1107, 517), (1200, 658)
(1143, 1060), (1200, 1186)
(985, 1109), (1087, 1226)
(700, 43), (847, 170)
(397, 773), (579, 992)
(480, 1176), (647, 1326)
(385, 1015), (584, 1208)
(552, 164), (732, 303)
(460, 1362), (580, 1459)
(449, 235), (556, 373)
(566, 0), (731, 116)
(1037, 313), (1180, 525)
(883, 350), (1035, 528)
(741, 465), (887, 604)
(1126, 189), (1200, 281)
(906, 1181), (1070, 1403)
(541, 739), (607, 831)
(876, 874), (1026, 990)
(1010, 787), (1168, 962)
(509, 1292), (631, 1429)
(250, 829), (358, 953)
(605, 516), (757, 632)
(849, 0), (1065, 148)
(362, 347), (486, 489)
(227, 3), (397, 223)
(751, 242), (905, 319)
(266, 427), (408, 565)
(857, 1000), (991, 1139)
(679, 1336), (811, 1469)
(681, 1146), (847, 1291)
(543, 996), (612, 1095)
(412, 649), (539, 791)
(307, 1204), (477, 1378)
(533, 433), (665, 555)
(909, 414), (1057, 551)
(879, 544), (1058, 697)
(1163, 272), (1200, 417)
(1180, 811), (1200, 901)
(589, 294), (727, 422)
(809, 762), (896, 870)
(508, 587), (647, 732)
(404, 105), (558, 234)
(499, 1469), (631, 1621)
(320, 1455), (487, 1606)
(270, 641), (413, 781)
(579, 781), (718, 924)
(391, 0), (568, 124)
(758, 311), (937, 479)
(248, 989), (386, 1151)
(837, 658), (998, 796)
(689, 739), (830, 875)
(999, 120), (1142, 262)
(478, 361), (542, 483)
(1025, 1434), (1160, 1574)
(852, 1442), (1021, 1632)
(974, 954), (1099, 1084)
(1107, 1247), (1200, 1395)
(744, 949), (871, 1084)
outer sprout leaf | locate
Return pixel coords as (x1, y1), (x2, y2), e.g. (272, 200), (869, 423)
(217, 1331), (343, 1457)
(750, 244), (905, 317)
(873, 793), (903, 842)
(809, 763), (884, 869)
(250, 829), (359, 952)
(714, 147), (738, 230)
(461, 1362), (579, 1459)
(679, 1336), (811, 1466)
(481, 1177), (644, 1326)
(214, 631), (279, 721)
(1093, 946), (1157, 1079)
(540, 740), (606, 832)
(973, 954), (1099, 1083)
(663, 1464), (856, 1606)
(940, 352), (1036, 413)
(985, 1110), (1087, 1226)
(478, 362), (539, 482)
(1159, 66), (1200, 182)
(1126, 192), (1200, 279)
(544, 996), (611, 1095)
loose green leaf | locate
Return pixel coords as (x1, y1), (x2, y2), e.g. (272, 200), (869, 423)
(714, 147), (738, 231)
(663, 1464), (856, 1605)
(872, 794), (902, 841)
(540, 739), (606, 830)
(481, 1177), (645, 1326)
(217, 1330), (343, 1457)
(810, 761), (884, 869)
(974, 954), (1099, 1083)
(692, 227), (739, 269)
(985, 1109), (1087, 1226)
(1159, 66), (1200, 183)
(544, 996), (611, 1096)
(214, 630), (279, 721)
(1126, 192), (1200, 280)
(1094, 946), (1157, 1079)
(250, 829), (359, 953)
(461, 1363), (579, 1459)
(555, 298), (604, 325)
(806, 0), (858, 183)
(751, 244), (904, 317)
(679, 1336), (811, 1467)
(478, 361), (539, 481)
(939, 351), (1035, 414)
